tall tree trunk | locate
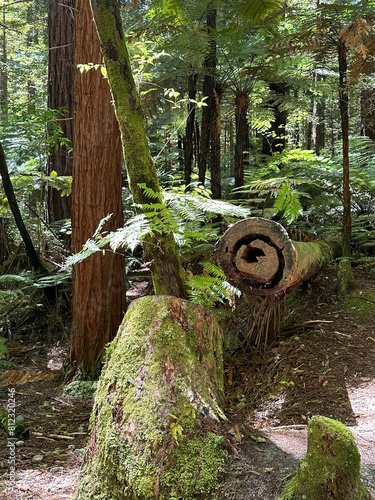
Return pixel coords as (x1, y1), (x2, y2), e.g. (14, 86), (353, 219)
(338, 39), (351, 258)
(90, 0), (187, 300)
(198, 8), (216, 186)
(234, 90), (250, 190)
(184, 71), (197, 188)
(210, 86), (222, 199)
(69, 0), (125, 379)
(46, 0), (74, 223)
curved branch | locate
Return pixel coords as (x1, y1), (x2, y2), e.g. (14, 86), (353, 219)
(0, 143), (47, 273)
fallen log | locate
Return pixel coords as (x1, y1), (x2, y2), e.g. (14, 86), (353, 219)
(217, 217), (337, 297)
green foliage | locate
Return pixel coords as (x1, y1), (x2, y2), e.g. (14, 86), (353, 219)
(67, 184), (248, 263)
(63, 380), (98, 399)
(273, 184), (303, 224)
(168, 403), (196, 443)
(236, 141), (375, 247)
(187, 261), (241, 308)
(0, 338), (7, 365)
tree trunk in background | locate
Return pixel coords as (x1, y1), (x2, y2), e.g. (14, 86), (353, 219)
(360, 61), (375, 141)
(69, 0), (125, 379)
(315, 73), (326, 154)
(198, 8), (216, 186)
(0, 4), (8, 116)
(0, 143), (47, 274)
(90, 0), (187, 300)
(307, 71), (325, 154)
(183, 71), (197, 188)
(234, 89), (249, 190)
(46, 0), (74, 223)
(338, 39), (351, 258)
(210, 86), (222, 199)
(229, 118), (234, 176)
(262, 82), (288, 156)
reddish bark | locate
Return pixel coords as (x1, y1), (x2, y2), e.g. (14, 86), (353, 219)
(69, 0), (125, 378)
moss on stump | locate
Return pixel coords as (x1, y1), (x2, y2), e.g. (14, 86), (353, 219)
(279, 416), (370, 500)
(77, 296), (227, 500)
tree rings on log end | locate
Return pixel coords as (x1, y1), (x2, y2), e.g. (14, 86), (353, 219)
(216, 217), (296, 296)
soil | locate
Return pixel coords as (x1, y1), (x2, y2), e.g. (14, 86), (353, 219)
(0, 267), (374, 499)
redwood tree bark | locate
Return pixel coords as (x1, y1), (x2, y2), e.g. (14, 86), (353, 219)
(69, 0), (125, 378)
(46, 0), (74, 223)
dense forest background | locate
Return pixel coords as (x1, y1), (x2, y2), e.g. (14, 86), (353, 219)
(0, 0), (375, 376)
(0, 1), (375, 498)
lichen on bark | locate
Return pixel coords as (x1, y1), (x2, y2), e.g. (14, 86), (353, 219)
(279, 416), (371, 500)
(77, 296), (227, 500)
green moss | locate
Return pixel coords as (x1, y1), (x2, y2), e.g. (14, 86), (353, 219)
(338, 258), (355, 297)
(279, 416), (371, 500)
(77, 296), (226, 500)
(342, 290), (375, 318)
(161, 432), (227, 499)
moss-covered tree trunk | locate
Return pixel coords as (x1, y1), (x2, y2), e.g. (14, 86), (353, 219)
(89, 0), (187, 299)
(280, 416), (370, 500)
(77, 296), (227, 500)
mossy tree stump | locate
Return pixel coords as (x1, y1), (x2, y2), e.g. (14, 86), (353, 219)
(279, 416), (371, 500)
(77, 296), (227, 500)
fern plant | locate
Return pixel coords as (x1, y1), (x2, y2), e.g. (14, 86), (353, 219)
(187, 261), (241, 308)
(67, 184), (247, 307)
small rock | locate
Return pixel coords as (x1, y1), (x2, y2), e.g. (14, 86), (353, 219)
(50, 466), (64, 473)
(16, 440), (24, 447)
(32, 454), (44, 462)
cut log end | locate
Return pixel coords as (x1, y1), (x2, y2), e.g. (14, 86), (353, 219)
(234, 239), (279, 283)
(217, 218), (295, 296)
(217, 218), (334, 297)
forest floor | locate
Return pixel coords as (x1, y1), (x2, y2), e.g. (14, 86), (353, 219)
(0, 267), (374, 499)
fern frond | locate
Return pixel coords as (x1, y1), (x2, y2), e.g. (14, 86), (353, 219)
(138, 183), (164, 201)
